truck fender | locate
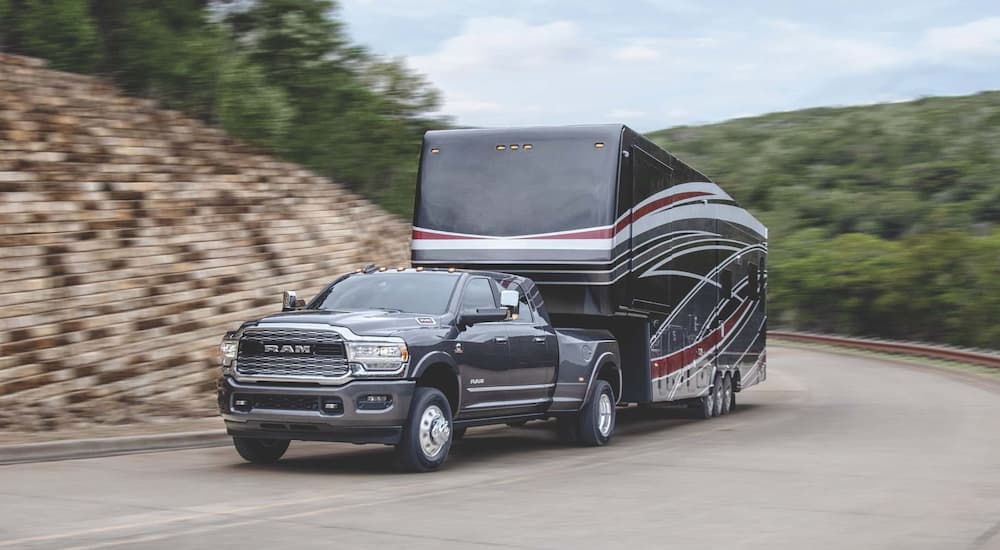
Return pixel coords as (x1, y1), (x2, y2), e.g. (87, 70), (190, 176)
(583, 352), (622, 405)
(410, 351), (459, 378)
(410, 351), (462, 412)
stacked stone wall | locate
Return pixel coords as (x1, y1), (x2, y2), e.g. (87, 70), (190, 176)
(0, 54), (411, 432)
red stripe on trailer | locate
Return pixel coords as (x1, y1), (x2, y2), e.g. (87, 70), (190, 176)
(649, 299), (752, 379)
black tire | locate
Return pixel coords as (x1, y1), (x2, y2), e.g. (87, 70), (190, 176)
(232, 437), (289, 464)
(397, 387), (453, 473)
(696, 390), (714, 419)
(577, 380), (616, 446)
(721, 375), (733, 415)
(712, 375), (724, 417)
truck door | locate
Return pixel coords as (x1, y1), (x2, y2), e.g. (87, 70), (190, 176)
(454, 277), (512, 418)
(503, 284), (557, 413)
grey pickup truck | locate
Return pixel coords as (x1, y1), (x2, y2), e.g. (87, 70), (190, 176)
(218, 267), (621, 471)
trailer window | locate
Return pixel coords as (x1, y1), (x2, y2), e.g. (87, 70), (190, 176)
(417, 137), (617, 236)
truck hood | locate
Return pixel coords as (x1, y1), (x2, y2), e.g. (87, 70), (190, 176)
(248, 309), (446, 337)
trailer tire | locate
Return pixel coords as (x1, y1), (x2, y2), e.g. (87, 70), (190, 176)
(696, 390), (714, 419)
(232, 437), (289, 464)
(721, 375), (733, 415)
(578, 380), (616, 446)
(397, 387), (453, 473)
(712, 375), (724, 417)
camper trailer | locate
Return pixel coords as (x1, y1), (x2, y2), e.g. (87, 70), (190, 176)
(413, 124), (767, 408)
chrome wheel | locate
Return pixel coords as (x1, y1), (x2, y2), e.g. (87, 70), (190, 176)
(722, 376), (733, 415)
(705, 388), (715, 417)
(597, 392), (613, 437)
(419, 404), (450, 459)
(712, 378), (724, 416)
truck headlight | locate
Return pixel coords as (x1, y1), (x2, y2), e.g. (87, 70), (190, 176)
(219, 332), (238, 367)
(347, 341), (408, 373)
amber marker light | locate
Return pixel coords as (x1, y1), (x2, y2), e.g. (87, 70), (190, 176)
(510, 144), (519, 150)
(448, 267), (456, 273)
(430, 148), (440, 154)
(415, 266), (424, 272)
(523, 144), (533, 150)
(594, 142), (605, 149)
(496, 145), (506, 151)
(378, 266), (387, 272)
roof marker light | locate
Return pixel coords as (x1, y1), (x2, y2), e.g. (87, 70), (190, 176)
(378, 266), (387, 272)
(496, 145), (506, 151)
(448, 267), (456, 273)
(510, 144), (519, 150)
(416, 266), (424, 272)
(523, 144), (532, 150)
(430, 148), (440, 154)
(594, 142), (605, 149)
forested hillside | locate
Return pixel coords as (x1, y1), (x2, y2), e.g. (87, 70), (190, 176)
(0, 0), (443, 214)
(649, 93), (1000, 349)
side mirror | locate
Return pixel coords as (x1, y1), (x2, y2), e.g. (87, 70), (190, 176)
(459, 307), (508, 327)
(282, 290), (304, 312)
(499, 290), (519, 309)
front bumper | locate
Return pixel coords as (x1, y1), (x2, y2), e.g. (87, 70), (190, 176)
(218, 377), (416, 445)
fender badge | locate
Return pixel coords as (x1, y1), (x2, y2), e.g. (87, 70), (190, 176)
(416, 317), (436, 325)
(454, 343), (464, 354)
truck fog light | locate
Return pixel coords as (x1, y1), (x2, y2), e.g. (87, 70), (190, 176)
(233, 396), (252, 412)
(357, 394), (393, 410)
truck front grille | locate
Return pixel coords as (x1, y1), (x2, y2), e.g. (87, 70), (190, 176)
(236, 327), (350, 380)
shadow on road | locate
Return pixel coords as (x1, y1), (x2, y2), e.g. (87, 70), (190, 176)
(226, 403), (767, 475)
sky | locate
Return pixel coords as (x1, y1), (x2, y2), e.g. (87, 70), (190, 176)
(340, 1), (1000, 131)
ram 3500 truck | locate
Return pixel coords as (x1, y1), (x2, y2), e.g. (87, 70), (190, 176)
(219, 268), (621, 471)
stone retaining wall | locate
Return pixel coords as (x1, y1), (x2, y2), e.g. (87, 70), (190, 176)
(0, 54), (412, 433)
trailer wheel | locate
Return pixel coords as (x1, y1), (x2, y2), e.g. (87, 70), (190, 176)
(232, 437), (289, 464)
(578, 380), (616, 446)
(397, 387), (453, 472)
(721, 375), (733, 415)
(712, 375), (724, 417)
(696, 390), (714, 419)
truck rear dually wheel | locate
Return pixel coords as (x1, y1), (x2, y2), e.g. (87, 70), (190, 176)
(577, 380), (616, 446)
(397, 387), (453, 472)
(232, 437), (289, 464)
(712, 375), (724, 417)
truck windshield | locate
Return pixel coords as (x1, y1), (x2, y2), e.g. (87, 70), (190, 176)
(416, 136), (618, 236)
(311, 273), (458, 314)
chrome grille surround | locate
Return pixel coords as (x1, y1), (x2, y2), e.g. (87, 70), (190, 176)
(236, 326), (350, 382)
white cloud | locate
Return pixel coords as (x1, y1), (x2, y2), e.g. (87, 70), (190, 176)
(924, 16), (1000, 58)
(410, 17), (587, 75)
(614, 45), (661, 62)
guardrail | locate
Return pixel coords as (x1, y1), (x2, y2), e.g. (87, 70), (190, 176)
(769, 331), (1000, 369)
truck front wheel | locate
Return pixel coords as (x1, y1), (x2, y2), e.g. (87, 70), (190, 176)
(397, 387), (453, 472)
(578, 380), (616, 446)
(232, 437), (289, 464)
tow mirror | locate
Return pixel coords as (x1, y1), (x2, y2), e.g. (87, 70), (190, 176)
(459, 308), (508, 327)
(282, 290), (304, 311)
(499, 290), (519, 309)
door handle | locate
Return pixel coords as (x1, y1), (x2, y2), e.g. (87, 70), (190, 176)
(532, 336), (547, 344)
(494, 336), (508, 343)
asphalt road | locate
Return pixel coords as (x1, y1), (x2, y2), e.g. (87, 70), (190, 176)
(2, 346), (999, 550)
